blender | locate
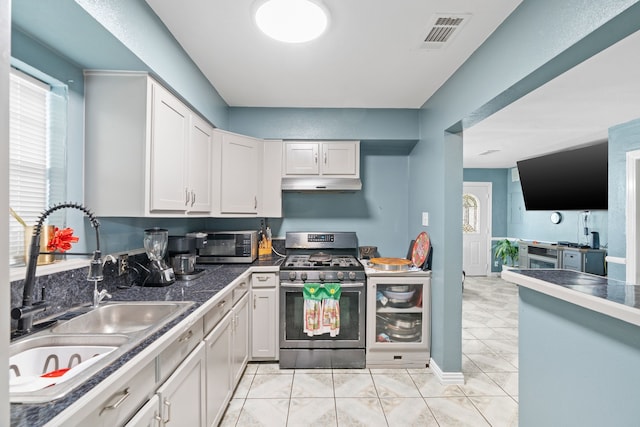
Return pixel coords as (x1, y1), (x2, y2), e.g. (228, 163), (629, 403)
(143, 228), (175, 286)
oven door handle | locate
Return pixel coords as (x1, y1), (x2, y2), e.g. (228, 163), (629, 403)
(280, 282), (365, 289)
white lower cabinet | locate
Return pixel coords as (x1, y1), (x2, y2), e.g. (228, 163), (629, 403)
(230, 293), (249, 386)
(74, 360), (156, 427)
(204, 312), (232, 427)
(156, 342), (206, 426)
(250, 273), (279, 360)
(54, 275), (259, 426)
(124, 395), (160, 427)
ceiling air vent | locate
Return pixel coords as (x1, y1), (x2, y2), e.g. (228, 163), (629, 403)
(422, 14), (470, 49)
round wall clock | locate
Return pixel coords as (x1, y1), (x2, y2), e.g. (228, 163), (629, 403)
(550, 212), (563, 224)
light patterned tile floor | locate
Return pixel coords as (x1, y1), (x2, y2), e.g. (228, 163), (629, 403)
(220, 275), (518, 426)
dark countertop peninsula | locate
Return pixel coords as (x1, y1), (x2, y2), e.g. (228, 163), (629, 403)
(11, 256), (284, 427)
(502, 268), (640, 326)
(501, 268), (640, 426)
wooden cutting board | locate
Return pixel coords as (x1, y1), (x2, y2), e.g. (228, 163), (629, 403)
(368, 257), (412, 271)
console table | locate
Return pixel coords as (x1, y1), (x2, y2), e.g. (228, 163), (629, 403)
(517, 242), (606, 275)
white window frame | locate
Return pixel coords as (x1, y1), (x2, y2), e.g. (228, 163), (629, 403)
(9, 67), (67, 266)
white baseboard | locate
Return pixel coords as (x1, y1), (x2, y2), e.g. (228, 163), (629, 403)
(430, 358), (465, 385)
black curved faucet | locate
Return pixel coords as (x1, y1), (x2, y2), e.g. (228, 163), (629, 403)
(11, 202), (102, 337)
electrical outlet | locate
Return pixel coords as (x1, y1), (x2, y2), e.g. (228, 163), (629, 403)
(118, 254), (128, 276)
(422, 212), (429, 226)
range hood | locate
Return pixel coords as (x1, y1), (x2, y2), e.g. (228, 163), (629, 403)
(281, 177), (362, 192)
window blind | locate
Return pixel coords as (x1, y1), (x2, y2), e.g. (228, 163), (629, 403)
(9, 68), (50, 266)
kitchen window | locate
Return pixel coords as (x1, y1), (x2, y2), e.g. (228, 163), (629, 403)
(8, 67), (67, 266)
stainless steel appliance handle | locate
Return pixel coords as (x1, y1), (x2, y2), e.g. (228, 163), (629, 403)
(280, 282), (365, 289)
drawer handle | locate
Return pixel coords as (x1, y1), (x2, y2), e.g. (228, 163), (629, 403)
(178, 330), (194, 343)
(99, 387), (131, 415)
(257, 276), (269, 281)
(163, 399), (172, 423)
(218, 300), (227, 307)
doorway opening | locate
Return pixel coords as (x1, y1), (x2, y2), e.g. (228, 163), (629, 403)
(626, 149), (640, 284)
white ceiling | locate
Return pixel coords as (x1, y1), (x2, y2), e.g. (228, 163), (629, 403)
(464, 29), (640, 168)
(145, 0), (521, 109)
(145, 0), (639, 169)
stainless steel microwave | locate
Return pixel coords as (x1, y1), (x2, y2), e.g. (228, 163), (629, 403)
(197, 231), (258, 264)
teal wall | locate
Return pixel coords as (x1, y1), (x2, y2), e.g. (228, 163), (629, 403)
(227, 107), (419, 257)
(227, 107), (420, 141)
(408, 0), (640, 373)
(12, 0), (228, 128)
(463, 168), (610, 272)
(463, 169), (509, 238)
(608, 118), (640, 280)
(507, 175), (608, 246)
(519, 287), (640, 426)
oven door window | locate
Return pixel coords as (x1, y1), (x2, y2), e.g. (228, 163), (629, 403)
(283, 289), (361, 342)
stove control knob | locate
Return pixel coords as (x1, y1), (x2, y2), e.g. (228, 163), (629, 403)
(318, 272), (326, 281)
(336, 272), (344, 280)
(288, 271), (297, 281)
(301, 272), (308, 281)
(348, 271), (356, 281)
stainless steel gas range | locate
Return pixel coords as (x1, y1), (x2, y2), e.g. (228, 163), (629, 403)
(279, 232), (366, 369)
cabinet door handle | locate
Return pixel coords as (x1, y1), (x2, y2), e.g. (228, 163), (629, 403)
(254, 295), (256, 309)
(324, 152), (327, 164)
(191, 191), (196, 207)
(163, 399), (172, 423)
(254, 196), (257, 209)
(99, 387), (130, 415)
(178, 330), (194, 343)
(314, 152), (318, 164)
(185, 188), (190, 206)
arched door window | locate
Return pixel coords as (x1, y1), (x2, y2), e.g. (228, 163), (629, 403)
(462, 193), (479, 233)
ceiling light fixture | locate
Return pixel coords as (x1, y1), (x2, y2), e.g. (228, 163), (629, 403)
(254, 0), (329, 43)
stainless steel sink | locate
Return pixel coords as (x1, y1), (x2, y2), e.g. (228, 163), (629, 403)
(51, 301), (194, 334)
(10, 301), (194, 403)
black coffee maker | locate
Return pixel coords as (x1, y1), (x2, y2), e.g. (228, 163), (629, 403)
(167, 232), (207, 281)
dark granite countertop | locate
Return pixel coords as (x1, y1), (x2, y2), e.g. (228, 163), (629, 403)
(10, 257), (283, 427)
(508, 269), (640, 309)
(502, 269), (640, 327)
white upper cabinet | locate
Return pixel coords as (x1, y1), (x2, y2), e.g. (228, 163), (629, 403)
(284, 142), (319, 175)
(149, 82), (190, 211)
(322, 141), (358, 175)
(84, 71), (212, 217)
(283, 141), (359, 177)
(188, 115), (213, 213)
(211, 129), (282, 217)
(211, 130), (261, 215)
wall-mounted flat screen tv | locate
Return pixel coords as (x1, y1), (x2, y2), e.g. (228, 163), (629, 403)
(516, 142), (608, 211)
